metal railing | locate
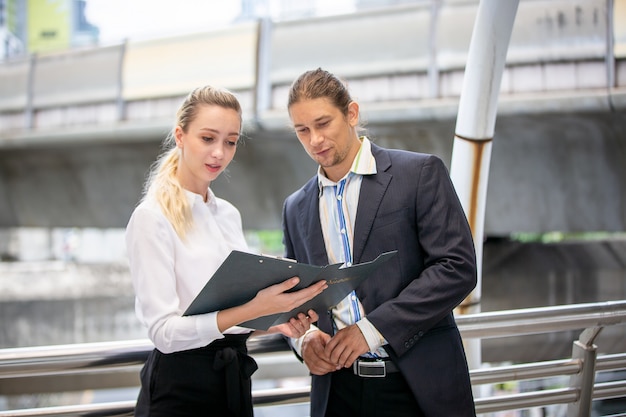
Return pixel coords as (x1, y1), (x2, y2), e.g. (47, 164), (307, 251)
(0, 300), (625, 416)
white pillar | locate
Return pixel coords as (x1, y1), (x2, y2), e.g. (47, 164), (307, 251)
(450, 0), (520, 371)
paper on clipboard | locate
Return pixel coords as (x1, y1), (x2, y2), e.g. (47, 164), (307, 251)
(183, 250), (398, 330)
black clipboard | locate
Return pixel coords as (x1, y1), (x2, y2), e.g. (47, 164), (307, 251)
(183, 250), (397, 330)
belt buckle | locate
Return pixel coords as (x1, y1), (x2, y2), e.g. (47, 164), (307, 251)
(353, 360), (386, 378)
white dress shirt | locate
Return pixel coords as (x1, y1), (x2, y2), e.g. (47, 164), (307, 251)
(125, 188), (250, 354)
(292, 137), (388, 357)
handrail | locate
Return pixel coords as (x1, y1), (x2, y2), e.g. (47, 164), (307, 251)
(0, 339), (152, 379)
(457, 300), (626, 339)
(0, 300), (625, 416)
(2, 300), (624, 380)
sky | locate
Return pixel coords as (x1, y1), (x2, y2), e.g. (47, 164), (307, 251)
(85, 0), (242, 44)
(85, 0), (357, 45)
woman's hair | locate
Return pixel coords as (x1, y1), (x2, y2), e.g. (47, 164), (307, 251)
(142, 85), (242, 239)
(287, 68), (352, 117)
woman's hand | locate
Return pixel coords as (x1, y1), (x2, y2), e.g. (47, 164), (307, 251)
(268, 309), (320, 338)
(216, 278), (326, 333)
(251, 278), (327, 317)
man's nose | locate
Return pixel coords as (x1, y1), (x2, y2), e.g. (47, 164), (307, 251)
(310, 130), (323, 146)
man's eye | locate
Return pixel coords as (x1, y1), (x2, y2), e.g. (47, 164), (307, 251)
(296, 128), (308, 134)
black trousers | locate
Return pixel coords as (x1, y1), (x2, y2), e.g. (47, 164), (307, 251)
(325, 367), (423, 417)
(134, 333), (257, 417)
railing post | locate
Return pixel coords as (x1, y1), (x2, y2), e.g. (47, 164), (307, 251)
(254, 17), (273, 126)
(25, 53), (36, 129)
(427, 0), (441, 99)
(116, 40), (128, 122)
(567, 327), (602, 417)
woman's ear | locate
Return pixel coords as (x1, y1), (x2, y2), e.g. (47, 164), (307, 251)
(174, 126), (184, 148)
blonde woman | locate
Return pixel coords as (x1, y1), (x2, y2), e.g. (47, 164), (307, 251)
(126, 85), (326, 417)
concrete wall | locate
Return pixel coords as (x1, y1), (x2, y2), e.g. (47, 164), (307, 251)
(0, 0), (625, 234)
(0, 110), (624, 234)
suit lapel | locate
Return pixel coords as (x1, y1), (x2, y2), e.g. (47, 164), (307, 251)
(352, 145), (392, 264)
(296, 144), (393, 265)
(297, 179), (328, 265)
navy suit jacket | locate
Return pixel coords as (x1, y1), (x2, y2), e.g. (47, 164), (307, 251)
(282, 143), (477, 416)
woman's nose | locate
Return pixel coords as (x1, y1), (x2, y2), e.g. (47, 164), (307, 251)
(212, 144), (224, 159)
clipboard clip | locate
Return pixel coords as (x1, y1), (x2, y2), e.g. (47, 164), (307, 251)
(260, 253), (298, 263)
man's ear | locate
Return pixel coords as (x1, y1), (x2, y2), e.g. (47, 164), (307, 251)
(347, 101), (360, 127)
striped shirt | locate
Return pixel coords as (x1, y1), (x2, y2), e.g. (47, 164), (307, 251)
(317, 137), (388, 357)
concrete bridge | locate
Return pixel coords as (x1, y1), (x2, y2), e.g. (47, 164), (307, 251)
(0, 0), (625, 234)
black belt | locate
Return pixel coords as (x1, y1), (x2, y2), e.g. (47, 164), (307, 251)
(351, 358), (399, 378)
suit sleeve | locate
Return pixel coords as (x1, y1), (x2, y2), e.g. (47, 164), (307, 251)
(367, 155), (477, 357)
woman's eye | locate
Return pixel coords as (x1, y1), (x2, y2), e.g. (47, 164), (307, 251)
(227, 140), (237, 147)
(202, 136), (215, 143)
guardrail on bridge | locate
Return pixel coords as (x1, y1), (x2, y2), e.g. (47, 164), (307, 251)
(0, 300), (625, 416)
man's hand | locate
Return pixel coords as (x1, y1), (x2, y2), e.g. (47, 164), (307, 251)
(301, 330), (337, 375)
(324, 324), (369, 369)
(267, 310), (319, 338)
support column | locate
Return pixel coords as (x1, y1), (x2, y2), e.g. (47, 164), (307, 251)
(450, 0), (520, 371)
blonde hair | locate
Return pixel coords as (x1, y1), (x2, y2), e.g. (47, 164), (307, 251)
(142, 85), (242, 239)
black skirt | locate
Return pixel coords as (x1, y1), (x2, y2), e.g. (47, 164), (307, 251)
(134, 333), (257, 417)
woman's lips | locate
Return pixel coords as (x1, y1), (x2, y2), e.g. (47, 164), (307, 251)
(206, 164), (221, 173)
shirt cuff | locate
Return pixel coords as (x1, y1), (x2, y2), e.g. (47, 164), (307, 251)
(290, 324), (319, 357)
(194, 311), (222, 345)
(356, 317), (387, 351)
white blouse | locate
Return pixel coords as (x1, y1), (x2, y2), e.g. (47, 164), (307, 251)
(125, 188), (250, 354)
